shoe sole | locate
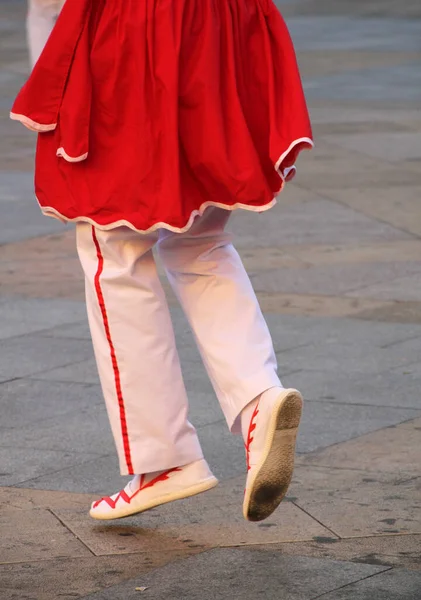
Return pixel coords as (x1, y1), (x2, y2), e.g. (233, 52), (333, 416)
(90, 476), (219, 520)
(243, 389), (303, 522)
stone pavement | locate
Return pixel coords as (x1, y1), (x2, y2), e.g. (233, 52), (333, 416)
(0, 0), (420, 598)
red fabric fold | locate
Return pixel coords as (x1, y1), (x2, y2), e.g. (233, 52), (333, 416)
(10, 0), (313, 234)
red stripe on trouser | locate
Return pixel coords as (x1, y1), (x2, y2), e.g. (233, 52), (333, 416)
(91, 226), (134, 475)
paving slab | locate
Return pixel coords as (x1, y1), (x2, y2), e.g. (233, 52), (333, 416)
(276, 240), (421, 268)
(355, 301), (421, 325)
(0, 446), (100, 487)
(307, 105), (421, 127)
(316, 185), (421, 238)
(0, 485), (97, 511)
(283, 367), (421, 409)
(297, 50), (421, 81)
(291, 466), (421, 537)
(322, 131), (421, 163)
(0, 297), (86, 340)
(13, 454), (129, 496)
(250, 260), (421, 297)
(265, 313), (421, 349)
(230, 194), (410, 249)
(0, 334), (94, 378)
(296, 401), (420, 453)
(0, 404), (116, 455)
(33, 357), (102, 385)
(304, 64), (421, 103)
(0, 506), (92, 563)
(276, 0), (421, 19)
(0, 552), (197, 600)
(195, 420), (247, 480)
(275, 336), (421, 374)
(318, 567), (421, 600)
(38, 320), (92, 340)
(347, 274), (421, 303)
(255, 292), (393, 319)
(285, 16), (421, 52)
(296, 144), (421, 190)
(0, 172), (63, 243)
(78, 548), (388, 600)
(297, 418), (421, 476)
(255, 534), (421, 571)
(0, 379), (102, 428)
(52, 478), (331, 555)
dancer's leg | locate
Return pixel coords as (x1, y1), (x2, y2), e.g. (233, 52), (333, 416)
(76, 223), (204, 476)
(157, 208), (282, 434)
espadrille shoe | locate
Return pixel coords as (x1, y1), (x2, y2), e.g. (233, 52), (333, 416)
(90, 459), (218, 520)
(243, 388), (303, 522)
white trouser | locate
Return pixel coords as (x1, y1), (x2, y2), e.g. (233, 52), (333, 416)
(76, 208), (281, 475)
(27, 0), (64, 67)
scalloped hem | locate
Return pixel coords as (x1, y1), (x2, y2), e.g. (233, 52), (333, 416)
(38, 197), (278, 234)
(56, 147), (88, 162)
(275, 137), (313, 181)
(9, 112), (57, 132)
(36, 136), (313, 234)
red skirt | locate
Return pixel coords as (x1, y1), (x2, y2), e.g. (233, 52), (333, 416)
(11, 0), (313, 233)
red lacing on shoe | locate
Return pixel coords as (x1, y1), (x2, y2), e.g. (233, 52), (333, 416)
(92, 467), (182, 509)
(245, 402), (260, 471)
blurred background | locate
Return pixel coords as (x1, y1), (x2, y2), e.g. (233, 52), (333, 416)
(0, 1), (420, 599)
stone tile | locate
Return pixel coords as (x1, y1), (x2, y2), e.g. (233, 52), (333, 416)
(277, 0), (421, 19)
(34, 357), (101, 385)
(307, 106), (421, 127)
(0, 404), (115, 455)
(256, 534), (421, 571)
(187, 391), (224, 428)
(14, 454), (128, 496)
(0, 297), (86, 340)
(347, 274), (421, 302)
(0, 507), (92, 564)
(0, 446), (100, 487)
(0, 228), (83, 300)
(289, 240), (421, 267)
(275, 334), (421, 374)
(319, 568), (421, 600)
(296, 401), (420, 453)
(250, 261), (421, 297)
(78, 548), (387, 600)
(283, 368), (421, 410)
(316, 186), (421, 237)
(297, 418), (421, 476)
(230, 194), (410, 249)
(290, 466), (421, 537)
(0, 379), (102, 428)
(257, 292), (391, 318)
(0, 552), (196, 600)
(38, 320), (91, 340)
(0, 334), (94, 378)
(0, 192), (63, 246)
(54, 481), (332, 556)
(265, 313), (421, 349)
(355, 301), (421, 324)
(286, 17), (421, 52)
(196, 420), (246, 480)
(296, 144), (421, 190)
(304, 64), (421, 103)
(297, 50), (421, 80)
(322, 132), (421, 163)
(0, 485), (96, 511)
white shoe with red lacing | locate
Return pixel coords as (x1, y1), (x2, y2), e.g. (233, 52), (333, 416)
(243, 388), (303, 522)
(89, 459), (218, 520)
